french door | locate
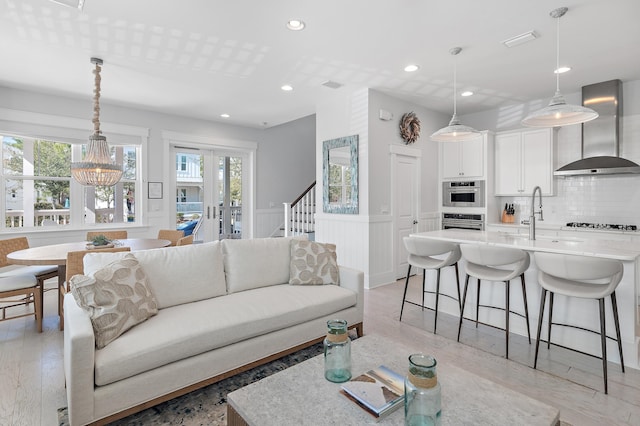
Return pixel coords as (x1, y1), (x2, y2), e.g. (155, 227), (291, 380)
(172, 146), (247, 242)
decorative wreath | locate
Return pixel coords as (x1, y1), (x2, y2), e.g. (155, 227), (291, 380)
(399, 112), (421, 144)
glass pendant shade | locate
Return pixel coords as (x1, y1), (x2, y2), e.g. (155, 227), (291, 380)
(521, 91), (599, 127)
(71, 57), (123, 186)
(430, 113), (481, 142)
(521, 7), (598, 128)
(431, 47), (481, 142)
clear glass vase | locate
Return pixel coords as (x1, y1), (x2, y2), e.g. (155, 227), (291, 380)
(404, 353), (441, 426)
(324, 319), (351, 383)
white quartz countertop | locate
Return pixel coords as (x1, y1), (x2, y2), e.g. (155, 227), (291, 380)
(411, 229), (640, 261)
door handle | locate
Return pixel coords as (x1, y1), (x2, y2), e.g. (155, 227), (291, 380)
(413, 220), (418, 225)
(207, 206), (211, 219)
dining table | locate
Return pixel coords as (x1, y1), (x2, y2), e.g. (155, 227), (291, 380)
(6, 238), (171, 329)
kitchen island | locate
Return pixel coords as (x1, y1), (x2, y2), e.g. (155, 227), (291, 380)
(410, 229), (640, 370)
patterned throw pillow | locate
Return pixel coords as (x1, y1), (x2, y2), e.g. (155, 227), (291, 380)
(70, 253), (158, 349)
(289, 240), (340, 285)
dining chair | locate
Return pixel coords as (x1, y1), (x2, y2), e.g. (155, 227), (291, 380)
(158, 229), (185, 246)
(533, 252), (624, 394)
(0, 274), (40, 331)
(176, 235), (194, 246)
(457, 244), (531, 359)
(400, 237), (461, 334)
(0, 237), (59, 331)
(58, 246), (131, 330)
(86, 230), (128, 241)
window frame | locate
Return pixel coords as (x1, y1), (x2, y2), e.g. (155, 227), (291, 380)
(0, 107), (149, 232)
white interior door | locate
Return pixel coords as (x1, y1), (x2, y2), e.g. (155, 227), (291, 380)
(394, 154), (419, 279)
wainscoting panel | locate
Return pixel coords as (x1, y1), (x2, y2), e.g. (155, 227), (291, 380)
(315, 214), (369, 286)
(368, 216), (394, 289)
(255, 208), (284, 238)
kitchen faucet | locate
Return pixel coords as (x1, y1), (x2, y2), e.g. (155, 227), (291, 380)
(521, 186), (544, 240)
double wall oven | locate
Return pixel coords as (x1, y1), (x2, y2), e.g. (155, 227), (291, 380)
(442, 180), (485, 231)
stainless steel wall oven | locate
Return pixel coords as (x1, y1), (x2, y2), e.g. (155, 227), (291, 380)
(442, 213), (485, 231)
(442, 180), (485, 208)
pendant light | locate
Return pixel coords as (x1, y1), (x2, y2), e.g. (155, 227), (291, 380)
(71, 58), (123, 186)
(431, 47), (481, 142)
(521, 7), (598, 127)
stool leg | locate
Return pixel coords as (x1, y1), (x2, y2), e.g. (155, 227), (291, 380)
(454, 262), (462, 312)
(434, 268), (441, 334)
(598, 298), (608, 394)
(534, 288), (547, 369)
(421, 268), (426, 312)
(610, 292), (625, 372)
(505, 279), (510, 359)
(475, 278), (481, 328)
(399, 265), (412, 321)
(547, 292), (555, 350)
(520, 274), (531, 344)
(457, 274), (470, 342)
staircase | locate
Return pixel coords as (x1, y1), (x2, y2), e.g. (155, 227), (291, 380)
(282, 182), (315, 240)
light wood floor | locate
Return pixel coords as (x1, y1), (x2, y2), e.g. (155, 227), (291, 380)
(1, 275), (639, 425)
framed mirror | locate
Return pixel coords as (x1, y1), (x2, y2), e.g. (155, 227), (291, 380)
(323, 135), (358, 214)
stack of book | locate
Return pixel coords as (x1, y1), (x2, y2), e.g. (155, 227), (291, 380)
(340, 365), (405, 419)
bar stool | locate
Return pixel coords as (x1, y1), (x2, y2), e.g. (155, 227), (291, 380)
(533, 252), (624, 394)
(457, 244), (531, 359)
(400, 237), (461, 334)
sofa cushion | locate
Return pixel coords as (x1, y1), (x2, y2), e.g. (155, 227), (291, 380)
(290, 240), (340, 285)
(222, 237), (304, 294)
(83, 242), (226, 309)
(70, 254), (158, 349)
(94, 283), (357, 386)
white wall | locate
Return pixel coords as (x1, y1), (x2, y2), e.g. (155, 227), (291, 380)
(0, 86), (315, 239)
(316, 88), (448, 288)
(461, 79), (640, 226)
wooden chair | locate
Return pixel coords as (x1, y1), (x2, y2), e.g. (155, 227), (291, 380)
(0, 237), (59, 332)
(158, 229), (184, 246)
(0, 274), (40, 331)
(176, 235), (194, 246)
(59, 246), (131, 330)
(86, 230), (128, 241)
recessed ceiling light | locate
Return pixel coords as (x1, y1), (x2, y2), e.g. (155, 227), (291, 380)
(286, 20), (305, 31)
(404, 64), (419, 72)
(461, 91), (474, 97)
(220, 113), (230, 118)
(554, 66), (571, 74)
(281, 85), (293, 92)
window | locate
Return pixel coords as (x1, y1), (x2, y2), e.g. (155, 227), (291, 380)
(177, 155), (187, 172)
(1, 133), (142, 229)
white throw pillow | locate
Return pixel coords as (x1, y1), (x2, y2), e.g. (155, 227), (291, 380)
(70, 254), (158, 349)
(289, 240), (340, 285)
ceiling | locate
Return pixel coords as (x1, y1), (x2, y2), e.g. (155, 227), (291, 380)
(1, 0), (639, 129)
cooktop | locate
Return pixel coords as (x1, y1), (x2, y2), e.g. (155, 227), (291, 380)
(565, 222), (637, 231)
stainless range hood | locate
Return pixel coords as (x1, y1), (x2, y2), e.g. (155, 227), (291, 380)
(554, 79), (640, 176)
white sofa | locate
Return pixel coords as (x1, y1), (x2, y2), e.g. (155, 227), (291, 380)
(63, 237), (364, 426)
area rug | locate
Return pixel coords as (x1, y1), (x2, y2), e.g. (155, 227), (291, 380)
(58, 340), (330, 426)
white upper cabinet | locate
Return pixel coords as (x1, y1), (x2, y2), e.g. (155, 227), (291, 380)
(441, 138), (484, 179)
(494, 128), (554, 196)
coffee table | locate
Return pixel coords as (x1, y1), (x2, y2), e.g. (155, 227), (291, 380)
(227, 334), (560, 425)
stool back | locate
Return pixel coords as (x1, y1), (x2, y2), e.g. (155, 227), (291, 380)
(534, 252), (623, 297)
(403, 237), (459, 258)
(460, 244), (529, 268)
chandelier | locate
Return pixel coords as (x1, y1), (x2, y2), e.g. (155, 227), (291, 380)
(71, 57), (123, 186)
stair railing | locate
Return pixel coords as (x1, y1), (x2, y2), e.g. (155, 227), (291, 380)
(283, 181), (316, 237)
